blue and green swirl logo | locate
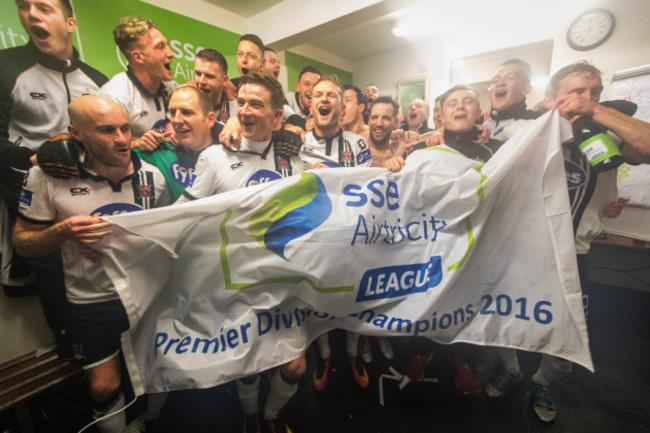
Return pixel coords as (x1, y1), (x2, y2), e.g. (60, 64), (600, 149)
(248, 172), (332, 260)
(219, 172), (348, 293)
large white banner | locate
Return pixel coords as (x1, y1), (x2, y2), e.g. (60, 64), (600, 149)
(101, 112), (590, 396)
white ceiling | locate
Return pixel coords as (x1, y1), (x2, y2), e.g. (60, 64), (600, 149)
(202, 0), (283, 18)
(307, 13), (406, 60)
(206, 0), (606, 62)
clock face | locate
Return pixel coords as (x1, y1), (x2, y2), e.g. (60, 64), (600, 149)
(567, 9), (615, 51)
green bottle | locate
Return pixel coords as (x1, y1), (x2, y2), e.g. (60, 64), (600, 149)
(571, 115), (624, 173)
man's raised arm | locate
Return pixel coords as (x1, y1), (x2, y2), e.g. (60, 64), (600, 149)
(555, 94), (650, 164)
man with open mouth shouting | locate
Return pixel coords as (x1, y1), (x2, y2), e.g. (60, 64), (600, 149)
(263, 47), (281, 81)
(285, 65), (322, 121)
(230, 34), (266, 90)
(219, 35), (305, 146)
(482, 58), (542, 141)
(300, 75), (371, 170)
(402, 98), (433, 135)
(99, 16), (177, 151)
(0, 0), (107, 358)
(191, 48), (235, 126)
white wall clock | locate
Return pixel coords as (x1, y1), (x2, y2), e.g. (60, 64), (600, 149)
(567, 9), (616, 51)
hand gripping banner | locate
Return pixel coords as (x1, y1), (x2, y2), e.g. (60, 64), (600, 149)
(100, 112), (590, 395)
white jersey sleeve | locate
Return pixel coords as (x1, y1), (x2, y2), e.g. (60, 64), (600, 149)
(18, 167), (56, 224)
(282, 104), (296, 123)
(574, 169), (618, 254)
(227, 100), (237, 119)
(354, 135), (372, 167)
(178, 145), (221, 202)
(485, 117), (535, 142)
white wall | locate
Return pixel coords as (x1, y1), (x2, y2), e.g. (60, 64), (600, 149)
(353, 0), (650, 105)
(353, 37), (452, 99)
(289, 43), (354, 73)
(353, 0), (650, 241)
(550, 0), (650, 90)
(0, 292), (54, 363)
(449, 40), (554, 111)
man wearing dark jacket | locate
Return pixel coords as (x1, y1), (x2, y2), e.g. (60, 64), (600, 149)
(0, 0), (107, 351)
(437, 85), (502, 161)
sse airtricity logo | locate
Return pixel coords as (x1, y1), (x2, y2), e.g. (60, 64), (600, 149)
(249, 173), (331, 260)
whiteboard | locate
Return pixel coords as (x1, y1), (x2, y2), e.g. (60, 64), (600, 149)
(608, 65), (650, 208)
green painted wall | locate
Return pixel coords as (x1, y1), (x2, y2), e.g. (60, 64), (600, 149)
(398, 80), (426, 117)
(285, 51), (352, 91)
(0, 0), (241, 82)
(73, 0), (241, 82)
(1, 0), (351, 89)
(1, 0), (34, 50)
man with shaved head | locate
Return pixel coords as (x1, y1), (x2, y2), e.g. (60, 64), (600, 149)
(485, 61), (650, 424)
(13, 95), (170, 433)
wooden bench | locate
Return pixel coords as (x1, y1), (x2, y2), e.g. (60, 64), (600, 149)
(0, 349), (82, 432)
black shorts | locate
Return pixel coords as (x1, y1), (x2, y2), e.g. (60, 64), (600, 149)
(67, 299), (129, 369)
(577, 254), (590, 320)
